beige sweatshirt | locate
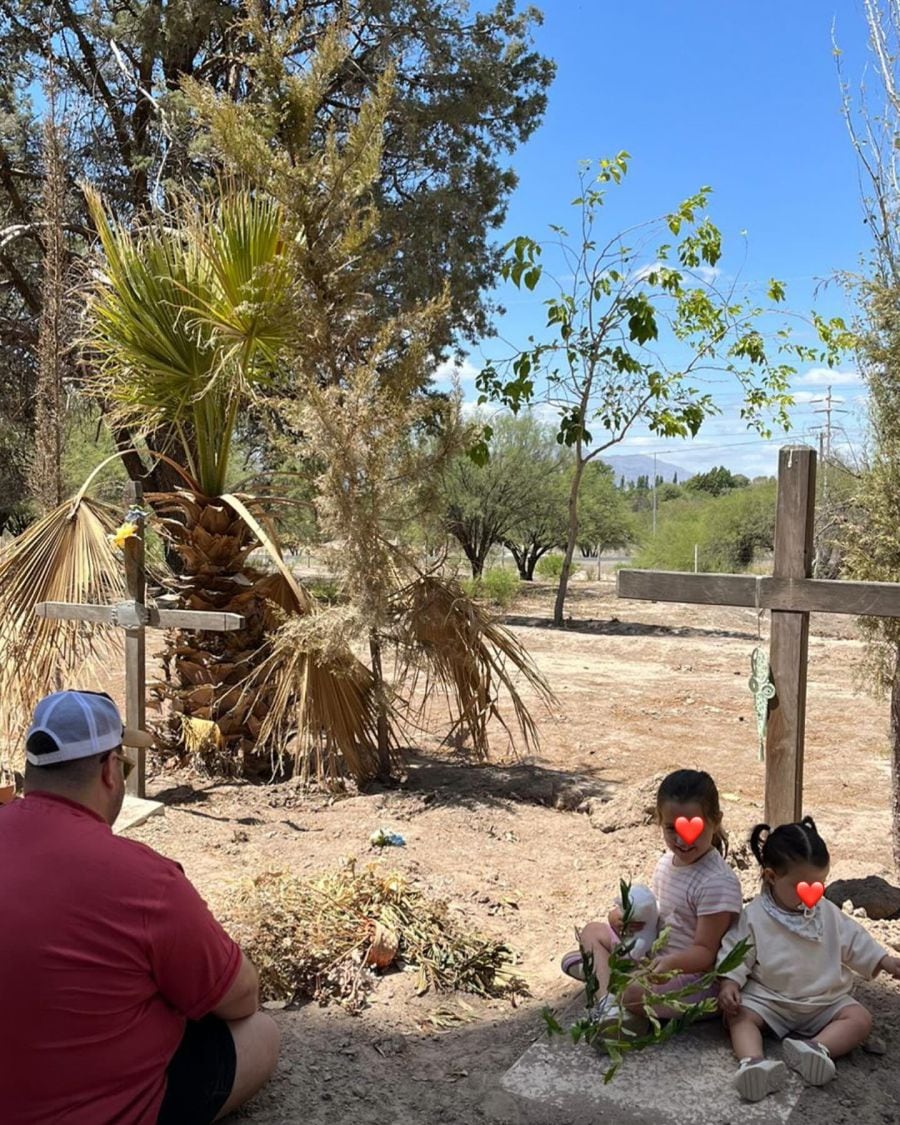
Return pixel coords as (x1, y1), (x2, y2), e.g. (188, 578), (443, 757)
(720, 892), (886, 1014)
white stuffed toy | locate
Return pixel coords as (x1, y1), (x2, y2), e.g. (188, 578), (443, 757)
(615, 883), (659, 961)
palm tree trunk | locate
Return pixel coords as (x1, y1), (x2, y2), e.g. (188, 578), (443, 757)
(153, 494), (278, 774)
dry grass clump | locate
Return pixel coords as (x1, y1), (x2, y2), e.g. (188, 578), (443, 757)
(221, 861), (528, 1014)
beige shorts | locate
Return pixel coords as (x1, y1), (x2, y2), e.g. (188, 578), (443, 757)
(740, 993), (860, 1039)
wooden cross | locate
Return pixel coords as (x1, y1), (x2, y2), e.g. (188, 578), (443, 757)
(34, 481), (245, 798)
(618, 445), (900, 826)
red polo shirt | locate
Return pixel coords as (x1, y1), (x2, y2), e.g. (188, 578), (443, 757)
(0, 792), (242, 1124)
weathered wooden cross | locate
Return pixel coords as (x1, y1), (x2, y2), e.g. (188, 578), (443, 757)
(618, 444), (900, 826)
(34, 481), (245, 798)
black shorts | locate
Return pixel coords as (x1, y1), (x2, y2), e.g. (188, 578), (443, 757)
(157, 1014), (236, 1125)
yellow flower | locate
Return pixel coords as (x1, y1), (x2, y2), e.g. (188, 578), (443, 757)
(109, 521), (139, 550)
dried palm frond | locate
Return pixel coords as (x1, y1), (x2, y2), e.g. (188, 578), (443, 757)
(0, 496), (124, 757)
(221, 862), (528, 1014)
(241, 606), (398, 785)
(389, 573), (555, 759)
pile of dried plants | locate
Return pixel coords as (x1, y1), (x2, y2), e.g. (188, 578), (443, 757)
(221, 861), (528, 1015)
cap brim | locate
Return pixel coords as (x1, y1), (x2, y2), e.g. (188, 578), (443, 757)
(122, 727), (154, 749)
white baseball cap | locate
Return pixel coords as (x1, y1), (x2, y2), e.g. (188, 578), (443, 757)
(25, 690), (153, 766)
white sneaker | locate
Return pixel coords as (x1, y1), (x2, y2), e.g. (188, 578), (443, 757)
(588, 995), (650, 1039)
(782, 1038), (836, 1086)
(733, 1057), (788, 1102)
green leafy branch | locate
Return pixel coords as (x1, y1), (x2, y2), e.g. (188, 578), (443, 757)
(543, 880), (750, 1083)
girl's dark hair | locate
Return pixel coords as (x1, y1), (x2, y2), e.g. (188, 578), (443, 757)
(656, 769), (727, 855)
(749, 816), (829, 873)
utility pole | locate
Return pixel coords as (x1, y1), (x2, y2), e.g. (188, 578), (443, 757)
(811, 386), (849, 504)
(652, 453), (658, 535)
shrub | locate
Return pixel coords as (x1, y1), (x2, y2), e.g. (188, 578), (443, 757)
(308, 578), (342, 604)
(535, 553), (579, 580)
(633, 481), (776, 573)
(460, 576), (480, 599)
(461, 568), (521, 608)
(481, 567), (521, 607)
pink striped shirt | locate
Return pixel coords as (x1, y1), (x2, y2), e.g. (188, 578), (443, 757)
(650, 847), (742, 952)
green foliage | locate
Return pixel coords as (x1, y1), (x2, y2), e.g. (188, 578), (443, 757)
(577, 462), (635, 555)
(474, 155), (849, 625)
(542, 880), (751, 1083)
(685, 465), (750, 497)
(444, 411), (567, 578)
(634, 481), (776, 572)
(84, 188), (291, 497)
(462, 567), (521, 609)
(62, 405), (128, 505)
(308, 579), (342, 606)
(535, 553), (569, 579)
(844, 282), (900, 684)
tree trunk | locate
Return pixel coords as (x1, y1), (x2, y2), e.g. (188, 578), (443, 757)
(891, 645), (900, 872)
(152, 495), (280, 776)
(470, 546), (490, 578)
(504, 541), (529, 580)
(524, 544), (551, 581)
(553, 457), (586, 626)
(30, 106), (67, 514)
(369, 632), (392, 781)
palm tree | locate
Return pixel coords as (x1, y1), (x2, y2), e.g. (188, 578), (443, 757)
(0, 185), (552, 784)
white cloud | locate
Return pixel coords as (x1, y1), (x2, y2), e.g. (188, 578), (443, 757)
(694, 264), (721, 284)
(615, 434), (669, 450)
(790, 390), (847, 406)
(795, 367), (862, 387)
(630, 261), (721, 285)
(434, 358), (479, 385)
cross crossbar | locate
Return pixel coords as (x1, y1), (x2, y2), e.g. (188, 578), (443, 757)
(618, 571), (900, 619)
(35, 602), (244, 631)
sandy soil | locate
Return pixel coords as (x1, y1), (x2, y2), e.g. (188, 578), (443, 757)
(114, 579), (900, 1124)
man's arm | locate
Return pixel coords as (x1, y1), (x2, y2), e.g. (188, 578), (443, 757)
(211, 952), (260, 1021)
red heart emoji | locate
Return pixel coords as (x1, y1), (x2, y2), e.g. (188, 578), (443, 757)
(796, 881), (825, 908)
(674, 816), (704, 846)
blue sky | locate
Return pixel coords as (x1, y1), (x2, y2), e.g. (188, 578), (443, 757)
(436, 0), (876, 477)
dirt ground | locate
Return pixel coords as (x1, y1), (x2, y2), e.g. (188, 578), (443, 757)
(117, 579), (900, 1124)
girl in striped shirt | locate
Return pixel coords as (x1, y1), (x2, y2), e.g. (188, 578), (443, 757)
(561, 769), (743, 1033)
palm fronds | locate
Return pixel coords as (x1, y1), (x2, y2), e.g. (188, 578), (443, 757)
(390, 573), (555, 759)
(82, 185), (290, 496)
(0, 497), (123, 758)
(241, 606), (399, 785)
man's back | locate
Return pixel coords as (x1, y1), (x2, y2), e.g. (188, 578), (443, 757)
(0, 792), (240, 1124)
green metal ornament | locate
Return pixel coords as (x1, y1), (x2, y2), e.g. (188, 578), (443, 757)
(748, 646), (776, 761)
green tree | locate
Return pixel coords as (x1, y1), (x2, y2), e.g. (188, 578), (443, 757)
(685, 465), (749, 497)
(0, 0), (554, 510)
(478, 154), (848, 625)
(443, 412), (564, 578)
(634, 480), (776, 573)
(844, 283), (900, 866)
(576, 462), (635, 558)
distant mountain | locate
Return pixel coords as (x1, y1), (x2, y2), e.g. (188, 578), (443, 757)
(601, 454), (692, 484)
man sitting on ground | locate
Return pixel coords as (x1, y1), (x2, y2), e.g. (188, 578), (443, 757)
(0, 689), (280, 1124)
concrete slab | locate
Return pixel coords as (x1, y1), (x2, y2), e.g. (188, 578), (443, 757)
(502, 1014), (805, 1125)
(113, 795), (165, 834)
